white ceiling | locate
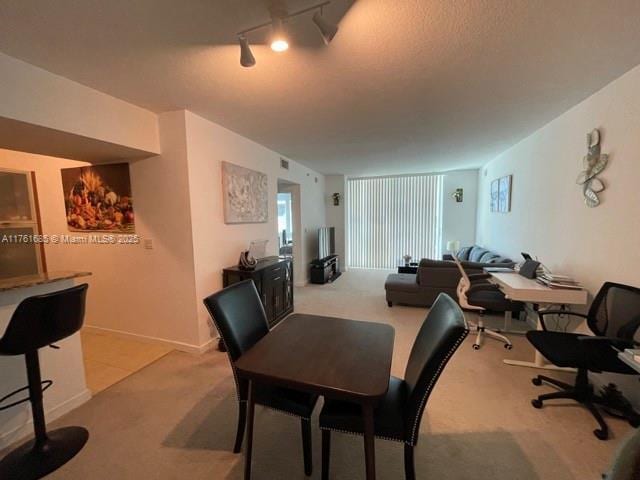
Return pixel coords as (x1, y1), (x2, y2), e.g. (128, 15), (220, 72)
(1, 0), (640, 176)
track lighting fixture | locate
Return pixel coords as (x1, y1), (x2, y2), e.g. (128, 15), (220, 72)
(238, 35), (256, 67)
(312, 10), (338, 45)
(236, 0), (339, 68)
(270, 17), (289, 52)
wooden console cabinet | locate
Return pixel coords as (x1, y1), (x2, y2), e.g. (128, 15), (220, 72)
(222, 256), (294, 328)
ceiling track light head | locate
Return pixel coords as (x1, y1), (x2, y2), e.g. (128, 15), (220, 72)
(238, 35), (256, 68)
(270, 16), (289, 52)
(312, 9), (338, 45)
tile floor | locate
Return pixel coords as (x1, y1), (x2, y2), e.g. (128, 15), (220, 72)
(81, 329), (173, 394)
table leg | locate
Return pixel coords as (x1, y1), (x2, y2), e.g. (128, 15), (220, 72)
(244, 380), (255, 480)
(362, 403), (376, 480)
(503, 305), (575, 372)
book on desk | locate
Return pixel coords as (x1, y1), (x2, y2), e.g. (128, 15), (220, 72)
(536, 273), (584, 290)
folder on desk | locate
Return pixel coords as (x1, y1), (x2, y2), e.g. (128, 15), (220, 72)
(624, 349), (640, 364)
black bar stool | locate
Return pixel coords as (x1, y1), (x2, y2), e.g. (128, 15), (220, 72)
(0, 283), (89, 480)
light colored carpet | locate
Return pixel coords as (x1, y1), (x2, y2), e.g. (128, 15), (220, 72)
(8, 270), (633, 478)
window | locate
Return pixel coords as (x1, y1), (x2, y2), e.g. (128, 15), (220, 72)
(277, 192), (293, 247)
(346, 174), (443, 269)
(0, 169), (43, 278)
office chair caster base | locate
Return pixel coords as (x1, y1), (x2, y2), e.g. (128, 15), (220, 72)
(532, 377), (543, 386)
(531, 399), (543, 409)
(0, 426), (89, 480)
(504, 344), (513, 350)
(472, 344), (480, 350)
(593, 428), (608, 441)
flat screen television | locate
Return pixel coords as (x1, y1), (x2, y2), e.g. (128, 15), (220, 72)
(317, 227), (335, 260)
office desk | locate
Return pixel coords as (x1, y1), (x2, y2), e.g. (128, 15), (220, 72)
(618, 351), (640, 374)
(488, 272), (588, 370)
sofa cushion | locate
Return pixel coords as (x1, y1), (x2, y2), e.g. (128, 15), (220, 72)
(469, 247), (489, 262)
(479, 251), (499, 263)
(456, 246), (473, 261)
(385, 273), (420, 293)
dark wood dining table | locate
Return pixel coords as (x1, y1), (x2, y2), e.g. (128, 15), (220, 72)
(234, 313), (395, 480)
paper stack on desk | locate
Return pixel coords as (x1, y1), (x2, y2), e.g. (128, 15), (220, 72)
(537, 273), (583, 290)
(624, 349), (640, 363)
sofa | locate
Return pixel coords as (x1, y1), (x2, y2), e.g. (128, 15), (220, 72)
(385, 245), (514, 307)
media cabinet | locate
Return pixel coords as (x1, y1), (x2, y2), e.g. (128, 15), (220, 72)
(310, 255), (341, 284)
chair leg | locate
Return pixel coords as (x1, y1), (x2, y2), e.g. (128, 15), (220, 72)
(585, 402), (609, 440)
(533, 374), (573, 391)
(233, 401), (247, 453)
(532, 389), (576, 408)
(301, 418), (312, 476)
(322, 429), (331, 480)
(404, 444), (416, 480)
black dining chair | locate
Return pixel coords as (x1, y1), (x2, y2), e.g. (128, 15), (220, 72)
(203, 280), (318, 476)
(318, 293), (469, 480)
(527, 281), (640, 440)
(0, 284), (89, 480)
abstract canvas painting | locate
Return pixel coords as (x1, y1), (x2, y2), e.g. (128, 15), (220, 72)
(498, 175), (512, 212)
(490, 175), (512, 213)
(222, 162), (268, 224)
(490, 179), (499, 212)
(61, 163), (135, 232)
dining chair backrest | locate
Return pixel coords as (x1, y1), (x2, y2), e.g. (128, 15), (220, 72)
(403, 293), (468, 445)
(203, 280), (269, 362)
(588, 282), (640, 342)
(0, 284), (89, 356)
(203, 280), (269, 400)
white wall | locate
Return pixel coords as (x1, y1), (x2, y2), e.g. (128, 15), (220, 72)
(182, 111), (327, 345)
(325, 175), (346, 267)
(476, 63), (640, 405)
(0, 52), (159, 155)
(442, 169), (478, 254)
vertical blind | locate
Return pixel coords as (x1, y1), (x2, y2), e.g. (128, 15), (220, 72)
(347, 174), (444, 269)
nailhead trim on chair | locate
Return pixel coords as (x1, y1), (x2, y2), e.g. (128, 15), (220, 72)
(407, 331), (468, 445)
(319, 426), (404, 443)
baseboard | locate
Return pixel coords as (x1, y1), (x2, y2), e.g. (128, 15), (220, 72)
(0, 388), (92, 451)
(83, 325), (215, 354)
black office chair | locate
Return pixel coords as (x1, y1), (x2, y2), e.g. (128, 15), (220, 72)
(0, 284), (89, 480)
(527, 282), (640, 440)
(203, 280), (318, 476)
(319, 293), (468, 480)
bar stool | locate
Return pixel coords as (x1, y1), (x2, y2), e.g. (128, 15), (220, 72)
(0, 283), (89, 480)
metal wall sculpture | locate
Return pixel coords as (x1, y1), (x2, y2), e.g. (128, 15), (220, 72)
(577, 128), (608, 207)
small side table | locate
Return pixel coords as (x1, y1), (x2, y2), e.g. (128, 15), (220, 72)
(397, 263), (418, 274)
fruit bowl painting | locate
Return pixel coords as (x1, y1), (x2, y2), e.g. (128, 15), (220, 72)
(61, 163), (135, 233)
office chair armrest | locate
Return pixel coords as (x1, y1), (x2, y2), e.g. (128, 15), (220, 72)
(468, 273), (492, 281)
(577, 336), (638, 350)
(467, 283), (500, 295)
(537, 310), (588, 331)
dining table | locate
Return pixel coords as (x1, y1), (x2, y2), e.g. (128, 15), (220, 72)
(234, 313), (395, 480)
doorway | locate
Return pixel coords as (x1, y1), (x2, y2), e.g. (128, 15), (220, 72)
(277, 179), (303, 285)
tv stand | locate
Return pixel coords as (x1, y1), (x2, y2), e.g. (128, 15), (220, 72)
(310, 255), (341, 284)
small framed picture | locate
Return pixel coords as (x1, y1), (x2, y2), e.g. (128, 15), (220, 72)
(498, 175), (512, 212)
(490, 179), (499, 212)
